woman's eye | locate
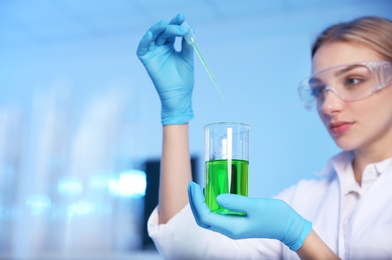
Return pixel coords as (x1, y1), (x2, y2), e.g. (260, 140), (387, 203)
(310, 85), (325, 97)
(345, 77), (363, 86)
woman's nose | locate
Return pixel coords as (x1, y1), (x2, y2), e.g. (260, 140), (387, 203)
(318, 89), (344, 114)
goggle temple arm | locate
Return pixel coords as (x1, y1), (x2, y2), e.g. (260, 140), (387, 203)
(379, 62), (392, 89)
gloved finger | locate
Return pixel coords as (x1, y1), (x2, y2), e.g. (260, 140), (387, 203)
(164, 13), (186, 45)
(136, 20), (167, 57)
(169, 12), (186, 25)
(188, 182), (210, 229)
(188, 182), (243, 234)
(155, 24), (188, 46)
(155, 12), (185, 46)
(180, 33), (194, 58)
(136, 30), (153, 57)
(216, 194), (250, 214)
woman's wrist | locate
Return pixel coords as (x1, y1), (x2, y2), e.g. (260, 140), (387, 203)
(296, 229), (340, 260)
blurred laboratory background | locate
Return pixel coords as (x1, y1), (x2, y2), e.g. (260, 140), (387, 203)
(0, 0), (391, 259)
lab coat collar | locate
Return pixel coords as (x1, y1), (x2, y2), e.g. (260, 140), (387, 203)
(321, 151), (392, 195)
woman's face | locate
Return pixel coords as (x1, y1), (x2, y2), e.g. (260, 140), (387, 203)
(313, 42), (392, 155)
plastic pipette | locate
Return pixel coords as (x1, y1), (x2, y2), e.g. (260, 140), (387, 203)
(182, 22), (224, 100)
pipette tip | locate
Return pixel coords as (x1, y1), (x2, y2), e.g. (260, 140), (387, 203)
(182, 22), (195, 44)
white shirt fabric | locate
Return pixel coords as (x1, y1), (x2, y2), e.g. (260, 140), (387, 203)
(148, 151), (392, 259)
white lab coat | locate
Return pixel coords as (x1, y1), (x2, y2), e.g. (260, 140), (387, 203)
(148, 151), (392, 259)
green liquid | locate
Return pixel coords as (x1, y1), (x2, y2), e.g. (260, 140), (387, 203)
(205, 159), (248, 215)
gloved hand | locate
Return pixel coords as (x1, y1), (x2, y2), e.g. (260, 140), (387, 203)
(137, 13), (195, 125)
(188, 182), (312, 252)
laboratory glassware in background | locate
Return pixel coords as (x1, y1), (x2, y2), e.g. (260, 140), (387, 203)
(204, 122), (250, 215)
(0, 81), (147, 259)
(0, 105), (22, 252)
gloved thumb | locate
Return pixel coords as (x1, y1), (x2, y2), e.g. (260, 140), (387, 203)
(188, 182), (210, 229)
(216, 194), (249, 214)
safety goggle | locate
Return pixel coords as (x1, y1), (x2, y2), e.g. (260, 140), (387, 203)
(298, 61), (392, 111)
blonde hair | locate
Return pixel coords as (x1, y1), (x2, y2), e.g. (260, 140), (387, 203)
(312, 16), (392, 61)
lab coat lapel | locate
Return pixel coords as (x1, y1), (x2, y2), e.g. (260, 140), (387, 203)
(344, 162), (392, 258)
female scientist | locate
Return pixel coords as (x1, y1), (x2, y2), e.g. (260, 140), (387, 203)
(137, 13), (392, 259)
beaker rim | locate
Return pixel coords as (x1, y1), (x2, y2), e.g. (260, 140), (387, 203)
(203, 122), (251, 130)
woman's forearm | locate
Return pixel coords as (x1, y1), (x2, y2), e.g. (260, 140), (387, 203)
(297, 229), (340, 260)
(158, 124), (193, 224)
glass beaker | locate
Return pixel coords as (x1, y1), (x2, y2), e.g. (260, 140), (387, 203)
(204, 122), (250, 215)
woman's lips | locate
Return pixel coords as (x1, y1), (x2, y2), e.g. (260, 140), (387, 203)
(329, 121), (354, 135)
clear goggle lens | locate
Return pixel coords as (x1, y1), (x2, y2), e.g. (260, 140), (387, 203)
(298, 61), (392, 111)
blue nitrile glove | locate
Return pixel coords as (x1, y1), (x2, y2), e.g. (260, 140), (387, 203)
(188, 182), (312, 252)
(136, 13), (195, 125)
